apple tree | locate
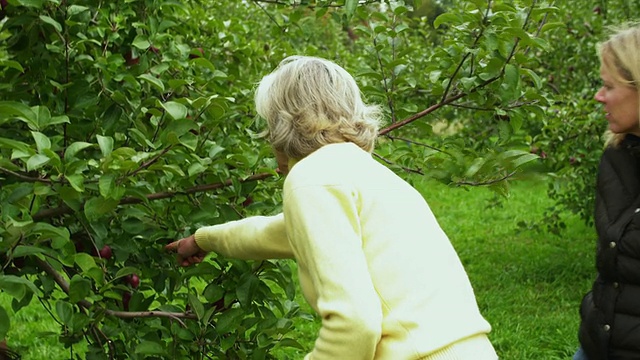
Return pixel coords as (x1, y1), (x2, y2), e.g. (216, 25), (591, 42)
(526, 0), (640, 232)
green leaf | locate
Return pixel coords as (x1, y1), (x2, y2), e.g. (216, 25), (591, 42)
(215, 308), (244, 334)
(32, 106), (52, 130)
(345, 0), (358, 18)
(75, 253), (98, 274)
(188, 294), (205, 321)
(26, 154), (50, 171)
(464, 157), (488, 178)
(541, 22), (565, 33)
(97, 135), (114, 157)
(161, 101), (188, 120)
(12, 245), (47, 258)
(278, 338), (305, 350)
(45, 115), (70, 128)
(433, 13), (461, 28)
(0, 306), (9, 340)
(135, 341), (169, 355)
(31, 131), (51, 152)
(236, 274), (259, 308)
(0, 60), (25, 73)
(64, 141), (93, 161)
(138, 74), (165, 92)
(115, 267), (138, 280)
(69, 275), (91, 303)
(0, 275), (42, 297)
(39, 15), (62, 32)
(511, 153), (540, 168)
(56, 300), (73, 325)
(0, 101), (37, 128)
(520, 68), (542, 89)
(67, 5), (89, 16)
(190, 57), (216, 71)
(0, 137), (30, 153)
(132, 35), (150, 50)
(31, 222), (70, 243)
(66, 174), (85, 192)
(99, 174), (117, 198)
(504, 64), (519, 87)
(84, 197), (119, 221)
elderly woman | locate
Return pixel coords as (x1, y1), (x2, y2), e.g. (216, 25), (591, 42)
(573, 24), (640, 360)
(167, 56), (497, 360)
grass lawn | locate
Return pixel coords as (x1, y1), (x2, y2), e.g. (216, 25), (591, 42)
(1, 174), (595, 359)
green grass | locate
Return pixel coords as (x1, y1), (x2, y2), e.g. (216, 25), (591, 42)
(1, 175), (594, 359)
(417, 174), (593, 360)
(0, 295), (79, 359)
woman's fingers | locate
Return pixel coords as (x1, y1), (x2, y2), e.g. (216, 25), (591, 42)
(165, 240), (180, 252)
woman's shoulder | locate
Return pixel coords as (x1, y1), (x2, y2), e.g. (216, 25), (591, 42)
(284, 143), (372, 190)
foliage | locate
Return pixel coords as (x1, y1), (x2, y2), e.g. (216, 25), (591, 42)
(0, 0), (299, 358)
(529, 0), (640, 232)
(0, 0), (568, 357)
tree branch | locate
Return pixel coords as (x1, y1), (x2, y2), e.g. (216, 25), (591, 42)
(35, 257), (196, 324)
(455, 170), (518, 186)
(372, 152), (424, 175)
(379, 0), (538, 136)
(32, 172), (275, 220)
(378, 90), (468, 135)
(0, 167), (53, 183)
(128, 146), (173, 177)
(385, 135), (450, 155)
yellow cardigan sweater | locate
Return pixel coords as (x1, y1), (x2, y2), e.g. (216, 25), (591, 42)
(195, 142), (494, 360)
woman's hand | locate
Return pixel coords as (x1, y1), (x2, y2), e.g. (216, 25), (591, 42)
(165, 234), (207, 266)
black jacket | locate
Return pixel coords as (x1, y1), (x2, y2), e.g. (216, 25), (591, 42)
(579, 134), (640, 360)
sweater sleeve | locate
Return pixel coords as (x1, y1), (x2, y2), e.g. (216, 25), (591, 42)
(283, 183), (382, 360)
(193, 213), (293, 260)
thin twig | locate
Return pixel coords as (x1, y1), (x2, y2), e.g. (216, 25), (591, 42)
(373, 37), (396, 122)
(372, 152), (424, 175)
(455, 170), (518, 186)
(128, 146), (173, 177)
(0, 167), (52, 183)
(385, 135), (450, 155)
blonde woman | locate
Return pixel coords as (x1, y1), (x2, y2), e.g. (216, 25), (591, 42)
(574, 24), (640, 360)
(167, 56), (497, 360)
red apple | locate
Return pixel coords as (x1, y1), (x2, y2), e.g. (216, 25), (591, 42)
(124, 51), (139, 66)
(122, 292), (131, 311)
(99, 245), (112, 259)
(242, 196), (253, 207)
(128, 274), (140, 289)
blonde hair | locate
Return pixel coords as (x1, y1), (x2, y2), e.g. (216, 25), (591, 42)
(254, 56), (382, 159)
(599, 23), (640, 147)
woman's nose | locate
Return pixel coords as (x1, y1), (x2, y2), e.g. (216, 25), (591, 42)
(594, 87), (605, 102)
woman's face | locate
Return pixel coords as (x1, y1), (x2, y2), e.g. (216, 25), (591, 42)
(594, 65), (640, 136)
